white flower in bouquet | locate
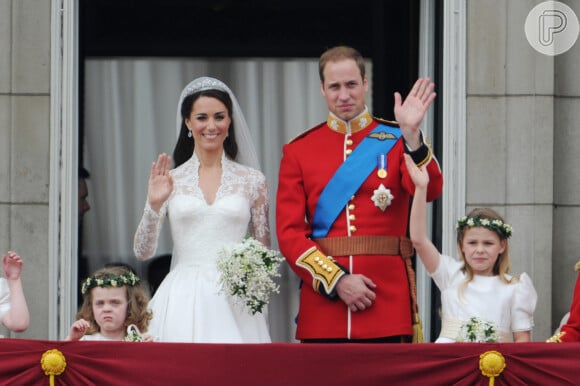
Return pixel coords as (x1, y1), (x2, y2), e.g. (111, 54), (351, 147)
(123, 324), (144, 342)
(458, 317), (498, 343)
(217, 237), (284, 315)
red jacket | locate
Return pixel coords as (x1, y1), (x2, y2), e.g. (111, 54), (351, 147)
(276, 112), (443, 340)
(559, 271), (580, 342)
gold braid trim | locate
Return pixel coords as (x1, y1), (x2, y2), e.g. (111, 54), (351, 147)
(402, 255), (423, 343)
(546, 331), (565, 343)
(415, 140), (433, 168)
(296, 247), (345, 294)
(374, 116), (400, 127)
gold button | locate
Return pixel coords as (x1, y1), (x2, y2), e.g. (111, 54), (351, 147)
(350, 225), (357, 232)
(345, 149), (353, 155)
(326, 267), (333, 272)
(348, 204), (355, 210)
(349, 214), (356, 221)
(346, 139), (353, 146)
(322, 264), (328, 270)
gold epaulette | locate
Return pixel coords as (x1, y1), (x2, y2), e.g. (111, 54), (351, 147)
(296, 247), (345, 294)
(575, 261), (580, 271)
(287, 122), (325, 144)
(374, 116), (400, 127)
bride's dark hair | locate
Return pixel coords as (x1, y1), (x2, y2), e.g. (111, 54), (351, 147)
(172, 89), (238, 168)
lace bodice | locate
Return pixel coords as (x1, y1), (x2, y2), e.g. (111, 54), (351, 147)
(133, 153), (270, 262)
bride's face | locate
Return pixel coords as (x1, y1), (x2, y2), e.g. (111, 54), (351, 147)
(185, 96), (231, 154)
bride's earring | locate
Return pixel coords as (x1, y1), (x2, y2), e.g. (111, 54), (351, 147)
(187, 130), (192, 138)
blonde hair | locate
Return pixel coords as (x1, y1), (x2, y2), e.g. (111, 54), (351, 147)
(456, 208), (517, 296)
(77, 265), (152, 335)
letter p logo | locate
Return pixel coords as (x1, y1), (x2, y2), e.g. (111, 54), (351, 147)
(539, 9), (567, 46)
(525, 1), (579, 56)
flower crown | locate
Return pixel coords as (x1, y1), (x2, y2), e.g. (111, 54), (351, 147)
(81, 271), (141, 295)
(456, 216), (512, 239)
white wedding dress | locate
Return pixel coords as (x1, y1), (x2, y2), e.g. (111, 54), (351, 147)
(134, 153), (272, 343)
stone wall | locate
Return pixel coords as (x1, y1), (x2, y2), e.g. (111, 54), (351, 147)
(0, 0), (51, 339)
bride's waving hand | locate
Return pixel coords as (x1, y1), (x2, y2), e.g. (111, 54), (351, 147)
(148, 153), (173, 213)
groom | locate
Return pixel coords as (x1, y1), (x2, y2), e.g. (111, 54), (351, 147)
(276, 46), (443, 343)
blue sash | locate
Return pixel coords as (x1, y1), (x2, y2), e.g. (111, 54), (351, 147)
(311, 124), (401, 238)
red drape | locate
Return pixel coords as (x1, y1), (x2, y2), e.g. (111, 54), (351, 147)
(0, 340), (578, 385)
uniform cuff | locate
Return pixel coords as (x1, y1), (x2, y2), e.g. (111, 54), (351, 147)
(405, 132), (432, 167)
(317, 264), (349, 300)
(297, 247), (348, 296)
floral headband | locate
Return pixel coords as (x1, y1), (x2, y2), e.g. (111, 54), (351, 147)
(456, 216), (513, 239)
(81, 271), (141, 295)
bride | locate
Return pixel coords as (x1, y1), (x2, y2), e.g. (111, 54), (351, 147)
(133, 77), (272, 343)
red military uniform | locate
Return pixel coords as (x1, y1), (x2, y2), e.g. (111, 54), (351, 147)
(276, 109), (443, 340)
(550, 263), (580, 342)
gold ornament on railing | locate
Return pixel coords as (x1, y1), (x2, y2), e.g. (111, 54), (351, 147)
(479, 350), (506, 386)
(40, 349), (66, 386)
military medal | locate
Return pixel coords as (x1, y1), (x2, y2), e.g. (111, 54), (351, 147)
(377, 154), (387, 179)
(371, 184), (394, 212)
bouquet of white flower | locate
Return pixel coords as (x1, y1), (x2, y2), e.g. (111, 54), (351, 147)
(458, 317), (498, 343)
(217, 237), (284, 315)
(123, 324), (145, 342)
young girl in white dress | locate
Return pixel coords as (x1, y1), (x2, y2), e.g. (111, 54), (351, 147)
(133, 77), (272, 343)
(67, 265), (152, 341)
(404, 154), (537, 343)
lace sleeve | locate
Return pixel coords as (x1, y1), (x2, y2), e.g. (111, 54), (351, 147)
(133, 201), (167, 260)
(249, 173), (271, 248)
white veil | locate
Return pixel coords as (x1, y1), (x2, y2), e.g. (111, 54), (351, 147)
(176, 76), (261, 170)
